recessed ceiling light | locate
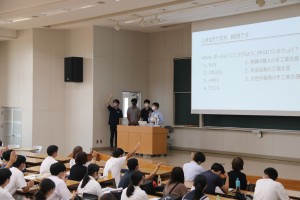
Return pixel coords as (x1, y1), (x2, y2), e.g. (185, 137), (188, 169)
(97, 1), (105, 4)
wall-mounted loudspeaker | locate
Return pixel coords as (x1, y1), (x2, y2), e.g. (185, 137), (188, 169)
(64, 57), (83, 82)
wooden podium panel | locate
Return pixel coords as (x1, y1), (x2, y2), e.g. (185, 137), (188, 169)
(117, 125), (168, 156)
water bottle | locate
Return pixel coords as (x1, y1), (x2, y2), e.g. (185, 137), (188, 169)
(216, 195), (221, 200)
(108, 169), (112, 179)
(157, 175), (162, 186)
(236, 177), (240, 191)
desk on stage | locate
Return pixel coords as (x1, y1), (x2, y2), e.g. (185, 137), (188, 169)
(117, 125), (168, 156)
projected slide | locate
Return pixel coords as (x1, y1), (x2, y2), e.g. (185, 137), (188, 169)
(192, 16), (300, 116)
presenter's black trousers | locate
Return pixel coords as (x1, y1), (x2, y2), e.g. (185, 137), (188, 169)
(110, 125), (117, 148)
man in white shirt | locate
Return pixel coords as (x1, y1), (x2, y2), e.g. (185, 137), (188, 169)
(5, 155), (34, 195)
(103, 142), (141, 186)
(254, 167), (289, 200)
(40, 145), (58, 174)
(48, 162), (76, 200)
(183, 152), (206, 181)
(0, 168), (15, 200)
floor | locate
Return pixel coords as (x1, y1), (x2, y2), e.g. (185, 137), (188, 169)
(102, 149), (300, 180)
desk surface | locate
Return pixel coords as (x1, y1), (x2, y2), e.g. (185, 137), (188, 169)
(26, 163), (69, 173)
(13, 148), (39, 152)
(26, 157), (44, 165)
(20, 152), (71, 162)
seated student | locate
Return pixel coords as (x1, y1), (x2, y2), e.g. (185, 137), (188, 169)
(40, 145), (59, 174)
(77, 164), (102, 199)
(163, 167), (188, 198)
(253, 167), (289, 200)
(5, 155), (34, 195)
(69, 152), (88, 181)
(201, 163), (229, 195)
(182, 174), (209, 200)
(118, 158), (162, 189)
(228, 157), (247, 190)
(1, 149), (13, 168)
(48, 162), (76, 200)
(69, 146), (83, 168)
(121, 170), (148, 200)
(103, 142), (141, 186)
(33, 178), (56, 200)
(0, 168), (14, 200)
(101, 193), (116, 200)
(183, 152), (206, 181)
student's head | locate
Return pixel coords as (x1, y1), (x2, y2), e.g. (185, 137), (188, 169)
(170, 167), (185, 184)
(112, 148), (124, 158)
(1, 149), (13, 161)
(211, 163), (225, 176)
(47, 145), (58, 157)
(0, 168), (12, 187)
(100, 193), (117, 200)
(0, 140), (2, 147)
(232, 157), (244, 172)
(72, 146), (83, 159)
(13, 155), (26, 170)
(127, 158), (139, 171)
(113, 99), (120, 107)
(264, 167), (278, 181)
(75, 152), (88, 165)
(152, 102), (159, 111)
(81, 164), (100, 189)
(131, 98), (138, 106)
(34, 178), (55, 200)
(126, 170), (144, 197)
(50, 162), (67, 178)
(193, 175), (207, 199)
(193, 152), (206, 164)
(144, 99), (150, 108)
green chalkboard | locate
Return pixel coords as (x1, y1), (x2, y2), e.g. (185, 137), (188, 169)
(174, 58), (199, 126)
(204, 115), (300, 130)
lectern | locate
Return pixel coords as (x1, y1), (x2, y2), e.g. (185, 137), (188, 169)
(117, 125), (168, 156)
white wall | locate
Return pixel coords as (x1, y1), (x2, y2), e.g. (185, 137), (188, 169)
(93, 26), (149, 148)
(0, 29), (33, 147)
(148, 4), (300, 160)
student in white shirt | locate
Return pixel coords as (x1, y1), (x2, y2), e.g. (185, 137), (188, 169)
(253, 167), (289, 200)
(40, 145), (59, 174)
(33, 178), (55, 200)
(5, 155), (34, 195)
(121, 170), (148, 200)
(77, 163), (102, 199)
(103, 142), (141, 186)
(0, 168), (14, 200)
(47, 162), (76, 200)
(183, 152), (206, 181)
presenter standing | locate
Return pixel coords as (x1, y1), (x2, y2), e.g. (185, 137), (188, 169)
(106, 95), (123, 150)
(140, 99), (152, 122)
(127, 98), (141, 126)
(149, 102), (164, 126)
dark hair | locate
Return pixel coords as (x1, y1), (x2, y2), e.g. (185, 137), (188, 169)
(0, 140), (2, 147)
(232, 157), (244, 171)
(211, 163), (225, 174)
(192, 175), (207, 200)
(127, 158), (138, 171)
(33, 178), (55, 200)
(144, 99), (150, 104)
(50, 162), (66, 176)
(72, 146), (83, 159)
(81, 164), (100, 188)
(169, 167), (185, 184)
(75, 152), (88, 165)
(13, 155), (26, 168)
(0, 168), (12, 185)
(1, 150), (13, 161)
(131, 98), (137, 103)
(113, 99), (120, 104)
(100, 193), (117, 200)
(152, 102), (159, 108)
(112, 148), (124, 158)
(264, 167), (278, 181)
(47, 145), (58, 156)
(126, 170), (144, 197)
(193, 152), (206, 164)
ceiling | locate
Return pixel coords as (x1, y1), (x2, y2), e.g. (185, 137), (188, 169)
(0, 0), (299, 33)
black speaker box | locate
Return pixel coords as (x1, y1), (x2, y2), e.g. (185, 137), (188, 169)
(64, 57), (83, 82)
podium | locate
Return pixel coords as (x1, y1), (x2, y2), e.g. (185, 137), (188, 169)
(117, 125), (168, 156)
